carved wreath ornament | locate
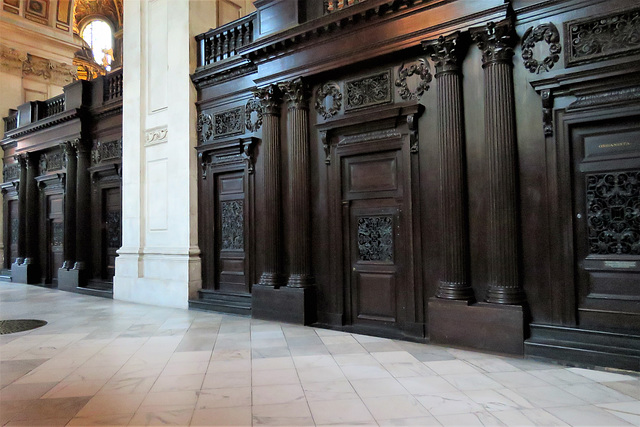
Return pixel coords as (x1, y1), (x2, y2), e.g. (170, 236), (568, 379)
(395, 59), (432, 100)
(521, 23), (561, 74)
(196, 113), (213, 141)
(315, 82), (342, 119)
(245, 98), (263, 132)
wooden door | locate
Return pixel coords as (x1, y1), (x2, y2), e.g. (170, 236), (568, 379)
(7, 200), (18, 266)
(47, 194), (64, 284)
(572, 118), (640, 331)
(215, 171), (249, 294)
(102, 187), (121, 280)
(341, 148), (410, 332)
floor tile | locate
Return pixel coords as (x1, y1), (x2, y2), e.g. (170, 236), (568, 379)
(196, 387), (251, 409)
(308, 398), (376, 425)
(546, 404), (633, 426)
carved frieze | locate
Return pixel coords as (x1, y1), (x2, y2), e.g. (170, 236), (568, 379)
(522, 23), (561, 74)
(338, 129), (401, 147)
(39, 150), (64, 175)
(221, 200), (244, 250)
(395, 59), (432, 100)
(3, 163), (20, 182)
(357, 216), (393, 262)
(345, 70), (392, 111)
(565, 8), (640, 67)
(214, 107), (244, 138)
(197, 113), (213, 142)
(0, 44), (76, 85)
(315, 82), (342, 119)
(586, 170), (640, 255)
(470, 20), (516, 65)
(569, 87), (640, 110)
(91, 139), (122, 164)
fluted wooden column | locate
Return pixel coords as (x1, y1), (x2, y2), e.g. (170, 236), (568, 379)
(14, 154), (27, 265)
(257, 85), (286, 287)
(279, 78), (314, 288)
(24, 153), (39, 266)
(424, 32), (474, 301)
(471, 20), (526, 305)
(73, 140), (91, 272)
(60, 141), (77, 269)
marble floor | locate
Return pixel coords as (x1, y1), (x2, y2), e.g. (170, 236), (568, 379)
(1, 283), (639, 426)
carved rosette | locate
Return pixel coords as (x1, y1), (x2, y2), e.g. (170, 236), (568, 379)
(470, 20), (516, 67)
(521, 23), (561, 74)
(315, 82), (342, 119)
(395, 59), (432, 100)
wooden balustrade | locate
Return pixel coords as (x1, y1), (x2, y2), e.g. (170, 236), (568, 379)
(324, 0), (364, 13)
(103, 68), (123, 103)
(41, 95), (65, 119)
(196, 13), (256, 68)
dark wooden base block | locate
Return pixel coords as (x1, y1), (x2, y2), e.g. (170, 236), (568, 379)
(57, 268), (87, 291)
(428, 297), (526, 355)
(11, 262), (40, 285)
(525, 324), (640, 371)
(189, 289), (252, 316)
(252, 284), (317, 325)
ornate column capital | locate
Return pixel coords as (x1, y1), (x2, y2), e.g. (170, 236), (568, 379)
(23, 152), (38, 170)
(71, 138), (90, 156)
(470, 19), (516, 67)
(255, 84), (283, 116)
(423, 32), (467, 75)
(13, 153), (27, 167)
(278, 77), (309, 110)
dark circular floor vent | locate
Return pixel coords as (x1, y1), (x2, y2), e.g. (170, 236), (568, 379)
(0, 319), (47, 335)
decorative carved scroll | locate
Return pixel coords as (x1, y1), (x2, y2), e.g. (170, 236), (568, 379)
(221, 200), (244, 250)
(145, 127), (168, 146)
(521, 23), (561, 73)
(345, 70), (391, 111)
(586, 170), (640, 255)
(214, 107), (244, 138)
(541, 89), (554, 137)
(408, 113), (419, 153)
(358, 216), (393, 261)
(245, 97), (263, 132)
(197, 113), (213, 142)
(315, 82), (342, 119)
(565, 8), (640, 67)
(395, 59), (432, 100)
(198, 152), (210, 179)
(320, 130), (330, 165)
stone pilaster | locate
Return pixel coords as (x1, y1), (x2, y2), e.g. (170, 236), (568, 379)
(72, 140), (91, 274)
(470, 20), (526, 305)
(60, 141), (77, 269)
(424, 32), (474, 301)
(279, 77), (314, 288)
(257, 85), (286, 287)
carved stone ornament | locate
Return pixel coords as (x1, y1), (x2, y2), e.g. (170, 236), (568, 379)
(0, 43), (77, 85)
(395, 59), (432, 100)
(279, 77), (309, 109)
(245, 97), (263, 132)
(424, 32), (466, 74)
(315, 82), (342, 119)
(145, 127), (168, 146)
(470, 20), (516, 66)
(197, 113), (213, 142)
(345, 70), (392, 111)
(521, 23), (561, 74)
(565, 7), (640, 67)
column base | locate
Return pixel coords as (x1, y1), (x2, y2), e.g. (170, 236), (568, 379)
(58, 267), (87, 291)
(11, 261), (39, 284)
(252, 284), (317, 325)
(428, 297), (527, 355)
(287, 274), (314, 288)
(259, 272), (287, 287)
(436, 281), (475, 301)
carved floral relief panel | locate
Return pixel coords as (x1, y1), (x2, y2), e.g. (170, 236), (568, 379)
(221, 200), (244, 250)
(345, 70), (392, 111)
(52, 221), (64, 247)
(586, 170), (640, 255)
(357, 216), (393, 262)
(106, 211), (121, 249)
(214, 107), (244, 138)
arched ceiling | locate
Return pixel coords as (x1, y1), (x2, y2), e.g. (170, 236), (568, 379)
(73, 0), (123, 33)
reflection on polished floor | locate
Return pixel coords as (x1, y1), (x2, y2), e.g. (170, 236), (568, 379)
(1, 283), (639, 426)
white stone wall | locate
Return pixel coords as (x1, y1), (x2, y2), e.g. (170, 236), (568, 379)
(115, 0), (203, 308)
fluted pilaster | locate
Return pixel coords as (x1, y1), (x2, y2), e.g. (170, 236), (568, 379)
(72, 140), (91, 271)
(279, 78), (314, 288)
(471, 20), (526, 304)
(424, 32), (474, 301)
(60, 141), (77, 269)
(257, 85), (286, 287)
(14, 155), (27, 264)
(24, 153), (39, 265)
